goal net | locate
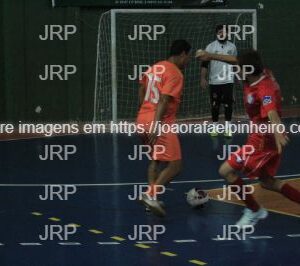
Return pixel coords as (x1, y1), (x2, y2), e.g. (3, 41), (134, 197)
(94, 9), (257, 122)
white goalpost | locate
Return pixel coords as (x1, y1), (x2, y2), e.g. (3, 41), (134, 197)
(94, 9), (257, 122)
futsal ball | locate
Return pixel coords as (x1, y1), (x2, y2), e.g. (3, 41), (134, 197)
(186, 188), (209, 208)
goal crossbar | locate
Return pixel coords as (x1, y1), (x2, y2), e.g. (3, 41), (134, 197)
(94, 9), (257, 122)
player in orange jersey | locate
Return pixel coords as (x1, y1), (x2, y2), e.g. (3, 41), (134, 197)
(136, 40), (192, 217)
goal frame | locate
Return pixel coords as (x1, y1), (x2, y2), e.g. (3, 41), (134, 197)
(94, 9), (257, 122)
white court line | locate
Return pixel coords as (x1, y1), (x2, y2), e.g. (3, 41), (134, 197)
(98, 242), (120, 245)
(19, 242), (42, 246)
(58, 242), (81, 246)
(211, 237), (234, 241)
(0, 180), (224, 187)
(0, 173), (298, 187)
(250, 236), (273, 239)
(136, 241), (158, 244)
(174, 239), (197, 243)
(287, 234), (300, 237)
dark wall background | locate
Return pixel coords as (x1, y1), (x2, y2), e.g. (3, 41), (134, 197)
(0, 0), (299, 122)
(1, 0), (102, 122)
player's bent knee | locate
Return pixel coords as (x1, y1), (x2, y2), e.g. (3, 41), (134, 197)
(218, 165), (225, 177)
(219, 162), (231, 177)
(260, 177), (282, 192)
(219, 162), (237, 182)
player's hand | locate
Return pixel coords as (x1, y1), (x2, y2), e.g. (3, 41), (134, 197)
(275, 132), (289, 154)
(195, 49), (210, 61)
(200, 79), (208, 90)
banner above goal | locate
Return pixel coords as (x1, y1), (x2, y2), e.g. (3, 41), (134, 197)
(52, 0), (228, 8)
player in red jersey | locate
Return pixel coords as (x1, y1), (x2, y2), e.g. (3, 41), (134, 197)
(136, 40), (191, 217)
(196, 49), (300, 226)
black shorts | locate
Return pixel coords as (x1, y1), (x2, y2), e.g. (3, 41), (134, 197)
(209, 83), (233, 106)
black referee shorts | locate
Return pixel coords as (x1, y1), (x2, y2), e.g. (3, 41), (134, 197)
(209, 83), (234, 121)
(209, 83), (233, 107)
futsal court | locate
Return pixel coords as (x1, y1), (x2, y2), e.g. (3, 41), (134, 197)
(1, 0), (300, 265)
(0, 118), (299, 266)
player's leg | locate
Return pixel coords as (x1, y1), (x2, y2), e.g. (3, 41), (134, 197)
(219, 161), (268, 227)
(219, 161), (261, 212)
(141, 132), (182, 217)
(147, 160), (160, 185)
(222, 83), (233, 137)
(210, 85), (221, 136)
(152, 132), (182, 189)
(258, 153), (300, 204)
(144, 160), (165, 213)
(145, 160), (181, 206)
(136, 114), (166, 215)
(259, 175), (300, 204)
(142, 160), (167, 217)
(154, 160), (182, 187)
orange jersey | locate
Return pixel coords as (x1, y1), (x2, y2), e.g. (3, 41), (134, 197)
(138, 60), (184, 123)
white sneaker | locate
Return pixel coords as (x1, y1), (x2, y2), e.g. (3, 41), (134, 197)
(210, 129), (218, 137)
(210, 123), (218, 137)
(145, 201), (165, 212)
(224, 128), (232, 138)
(140, 194), (166, 217)
(236, 208), (268, 227)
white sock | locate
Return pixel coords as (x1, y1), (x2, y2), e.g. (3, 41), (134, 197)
(213, 122), (217, 130)
(225, 121), (231, 132)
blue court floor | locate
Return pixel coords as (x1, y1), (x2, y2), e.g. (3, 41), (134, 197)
(0, 120), (300, 266)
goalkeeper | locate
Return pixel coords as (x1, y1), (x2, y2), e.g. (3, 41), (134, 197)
(200, 24), (237, 137)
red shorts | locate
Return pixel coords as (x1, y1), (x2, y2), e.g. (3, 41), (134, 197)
(227, 134), (281, 179)
(136, 113), (181, 161)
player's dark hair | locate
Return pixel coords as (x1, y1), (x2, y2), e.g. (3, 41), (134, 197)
(215, 24), (227, 33)
(170, 40), (191, 56)
(238, 49), (264, 76)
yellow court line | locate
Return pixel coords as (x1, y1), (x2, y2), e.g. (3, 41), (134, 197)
(31, 212), (209, 264)
(189, 259), (207, 265)
(31, 212), (43, 216)
(160, 251), (177, 257)
(89, 229), (103, 234)
(67, 223), (81, 228)
(135, 243), (151, 249)
(110, 236), (126, 241)
(48, 217), (61, 222)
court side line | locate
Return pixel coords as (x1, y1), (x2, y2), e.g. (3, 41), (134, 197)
(0, 174), (298, 187)
(207, 177), (300, 192)
(209, 197), (300, 219)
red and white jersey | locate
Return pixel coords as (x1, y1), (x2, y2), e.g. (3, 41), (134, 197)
(244, 69), (282, 123)
(243, 69), (282, 149)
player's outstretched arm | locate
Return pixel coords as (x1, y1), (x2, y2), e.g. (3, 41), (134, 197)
(196, 49), (238, 65)
(268, 110), (290, 154)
